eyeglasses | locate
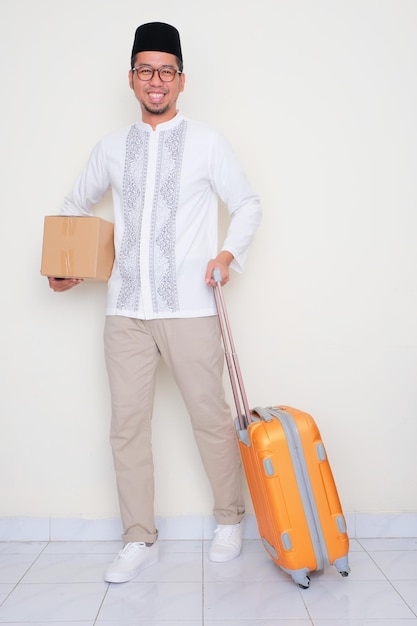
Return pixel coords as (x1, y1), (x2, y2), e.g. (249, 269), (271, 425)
(132, 65), (182, 82)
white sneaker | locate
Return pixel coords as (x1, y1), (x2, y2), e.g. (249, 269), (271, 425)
(208, 523), (243, 562)
(104, 541), (159, 583)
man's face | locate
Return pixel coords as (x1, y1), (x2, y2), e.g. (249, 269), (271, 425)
(129, 51), (185, 127)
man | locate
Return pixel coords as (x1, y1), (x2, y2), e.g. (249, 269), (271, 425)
(49, 22), (262, 583)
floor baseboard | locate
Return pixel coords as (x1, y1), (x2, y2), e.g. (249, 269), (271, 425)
(1, 512), (416, 541)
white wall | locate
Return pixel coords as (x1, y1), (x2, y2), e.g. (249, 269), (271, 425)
(1, 0), (417, 527)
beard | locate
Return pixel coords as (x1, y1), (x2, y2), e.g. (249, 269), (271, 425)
(142, 102), (170, 116)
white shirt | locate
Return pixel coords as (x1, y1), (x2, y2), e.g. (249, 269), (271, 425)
(61, 112), (262, 319)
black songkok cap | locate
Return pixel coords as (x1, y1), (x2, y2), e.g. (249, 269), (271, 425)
(131, 22), (182, 62)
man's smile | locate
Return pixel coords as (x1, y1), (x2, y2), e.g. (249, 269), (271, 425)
(146, 91), (167, 103)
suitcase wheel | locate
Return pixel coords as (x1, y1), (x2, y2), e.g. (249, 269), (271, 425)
(297, 576), (311, 589)
(340, 571), (349, 577)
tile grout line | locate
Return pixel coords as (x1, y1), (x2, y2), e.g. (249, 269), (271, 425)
(93, 579), (111, 625)
(356, 541), (417, 621)
(201, 537), (205, 626)
(0, 542), (49, 614)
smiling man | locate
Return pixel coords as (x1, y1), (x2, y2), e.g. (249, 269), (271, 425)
(48, 22), (262, 583)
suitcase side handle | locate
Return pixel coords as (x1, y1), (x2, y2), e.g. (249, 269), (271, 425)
(213, 268), (252, 429)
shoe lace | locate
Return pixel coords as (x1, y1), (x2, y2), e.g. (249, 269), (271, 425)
(117, 542), (146, 559)
(214, 524), (239, 541)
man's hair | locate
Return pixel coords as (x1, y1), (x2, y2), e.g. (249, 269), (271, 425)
(131, 55), (183, 73)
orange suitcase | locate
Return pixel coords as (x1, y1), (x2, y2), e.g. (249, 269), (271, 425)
(213, 271), (350, 588)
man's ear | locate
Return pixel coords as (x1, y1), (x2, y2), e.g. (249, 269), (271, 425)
(128, 69), (134, 90)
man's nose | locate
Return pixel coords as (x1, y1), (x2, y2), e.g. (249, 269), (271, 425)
(150, 69), (163, 84)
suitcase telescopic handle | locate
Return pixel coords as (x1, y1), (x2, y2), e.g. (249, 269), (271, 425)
(213, 268), (252, 429)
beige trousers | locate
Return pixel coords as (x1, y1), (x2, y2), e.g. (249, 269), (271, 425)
(104, 315), (245, 544)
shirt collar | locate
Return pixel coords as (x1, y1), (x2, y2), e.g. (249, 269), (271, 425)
(136, 111), (184, 132)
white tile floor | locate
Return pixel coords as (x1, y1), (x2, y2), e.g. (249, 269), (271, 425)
(0, 537), (416, 625)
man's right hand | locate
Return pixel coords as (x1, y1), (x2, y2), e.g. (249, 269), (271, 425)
(48, 277), (83, 292)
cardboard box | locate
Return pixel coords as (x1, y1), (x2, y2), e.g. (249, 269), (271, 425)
(41, 216), (115, 281)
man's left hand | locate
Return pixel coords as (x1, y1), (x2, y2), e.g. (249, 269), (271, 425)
(205, 251), (234, 287)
